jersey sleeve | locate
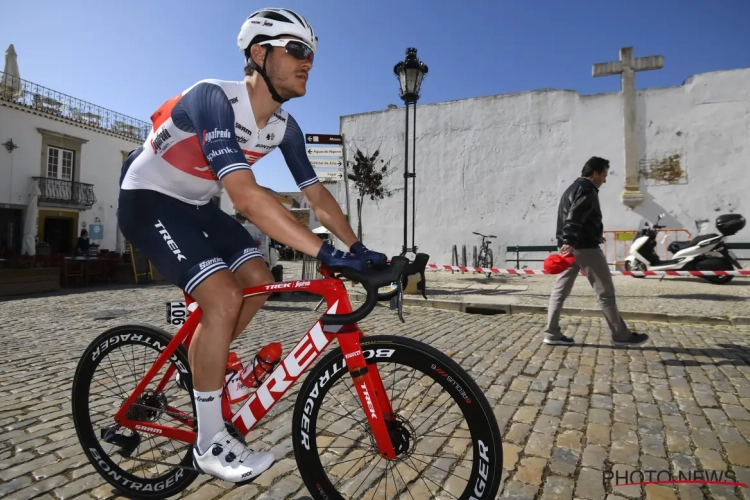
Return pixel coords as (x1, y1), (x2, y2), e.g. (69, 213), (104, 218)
(171, 82), (251, 180)
(277, 114), (320, 189)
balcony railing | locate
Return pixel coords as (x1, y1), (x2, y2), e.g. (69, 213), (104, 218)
(33, 177), (97, 208)
(1, 72), (150, 142)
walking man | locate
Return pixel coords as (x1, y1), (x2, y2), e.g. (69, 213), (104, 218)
(544, 156), (650, 347)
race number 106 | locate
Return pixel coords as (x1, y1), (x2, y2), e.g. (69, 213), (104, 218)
(166, 302), (190, 325)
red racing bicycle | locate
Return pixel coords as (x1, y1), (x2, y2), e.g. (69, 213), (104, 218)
(72, 254), (503, 499)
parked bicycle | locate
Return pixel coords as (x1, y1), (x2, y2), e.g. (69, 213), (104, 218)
(71, 253), (503, 499)
(473, 232), (496, 269)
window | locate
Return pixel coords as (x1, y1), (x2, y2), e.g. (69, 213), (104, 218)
(47, 146), (75, 181)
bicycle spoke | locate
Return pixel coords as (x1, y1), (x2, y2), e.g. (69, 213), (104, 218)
(407, 452), (469, 482)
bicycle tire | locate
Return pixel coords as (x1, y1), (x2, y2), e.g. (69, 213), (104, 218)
(486, 248), (493, 269)
(291, 335), (503, 500)
(71, 324), (199, 499)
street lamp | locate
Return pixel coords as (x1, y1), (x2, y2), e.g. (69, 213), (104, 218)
(393, 47), (428, 256)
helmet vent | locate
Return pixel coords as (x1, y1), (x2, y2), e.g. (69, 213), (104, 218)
(280, 9), (305, 26)
(255, 11), (293, 23)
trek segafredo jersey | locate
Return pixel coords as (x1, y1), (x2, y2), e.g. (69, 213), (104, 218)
(120, 79), (320, 205)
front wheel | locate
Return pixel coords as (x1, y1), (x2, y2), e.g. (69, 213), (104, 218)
(624, 259), (646, 278)
(292, 335), (503, 500)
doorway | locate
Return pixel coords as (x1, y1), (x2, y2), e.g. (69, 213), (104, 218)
(44, 217), (74, 254)
(0, 208), (23, 255)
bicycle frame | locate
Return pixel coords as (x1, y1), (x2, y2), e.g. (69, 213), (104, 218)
(111, 268), (401, 459)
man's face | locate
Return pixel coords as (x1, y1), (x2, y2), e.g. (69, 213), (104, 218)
(591, 167), (609, 187)
(260, 36), (313, 99)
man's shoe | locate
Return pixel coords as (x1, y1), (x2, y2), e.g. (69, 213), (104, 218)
(193, 429), (275, 483)
(612, 332), (650, 347)
(543, 335), (574, 346)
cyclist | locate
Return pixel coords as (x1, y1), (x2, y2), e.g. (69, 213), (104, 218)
(117, 7), (387, 483)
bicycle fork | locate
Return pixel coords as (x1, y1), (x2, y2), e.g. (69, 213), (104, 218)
(337, 331), (399, 460)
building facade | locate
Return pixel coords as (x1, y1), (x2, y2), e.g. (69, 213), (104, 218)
(332, 67), (750, 266)
(0, 73), (149, 255)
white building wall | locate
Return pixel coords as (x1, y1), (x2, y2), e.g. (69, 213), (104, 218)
(334, 67), (750, 266)
(0, 104), (142, 251)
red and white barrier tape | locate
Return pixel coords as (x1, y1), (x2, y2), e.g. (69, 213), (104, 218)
(426, 264), (750, 277)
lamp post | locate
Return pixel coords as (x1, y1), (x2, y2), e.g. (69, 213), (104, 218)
(393, 47), (428, 257)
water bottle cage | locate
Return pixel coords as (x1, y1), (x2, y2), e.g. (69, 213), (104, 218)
(248, 354), (281, 387)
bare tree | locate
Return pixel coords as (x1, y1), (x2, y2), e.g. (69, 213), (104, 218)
(347, 146), (399, 243)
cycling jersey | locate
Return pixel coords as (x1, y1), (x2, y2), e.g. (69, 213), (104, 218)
(120, 78), (320, 205)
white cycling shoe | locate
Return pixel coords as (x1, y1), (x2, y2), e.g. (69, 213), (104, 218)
(193, 429), (275, 483)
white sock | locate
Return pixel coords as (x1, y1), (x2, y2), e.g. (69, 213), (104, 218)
(194, 389), (224, 455)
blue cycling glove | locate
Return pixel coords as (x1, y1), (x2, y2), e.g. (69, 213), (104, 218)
(317, 242), (367, 272)
(350, 241), (388, 269)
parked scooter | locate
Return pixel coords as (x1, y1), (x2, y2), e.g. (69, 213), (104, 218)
(624, 213), (745, 284)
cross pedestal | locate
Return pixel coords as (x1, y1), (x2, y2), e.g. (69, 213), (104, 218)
(593, 47), (664, 208)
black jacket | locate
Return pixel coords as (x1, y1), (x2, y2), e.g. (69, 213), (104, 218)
(556, 177), (604, 249)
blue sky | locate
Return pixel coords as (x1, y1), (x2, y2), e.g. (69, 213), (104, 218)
(2, 0), (749, 192)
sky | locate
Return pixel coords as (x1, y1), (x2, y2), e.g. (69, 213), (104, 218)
(2, 0), (749, 192)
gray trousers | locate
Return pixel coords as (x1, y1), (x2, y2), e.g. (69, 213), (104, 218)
(545, 247), (632, 342)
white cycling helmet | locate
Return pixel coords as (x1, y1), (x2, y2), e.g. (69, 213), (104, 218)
(237, 8), (317, 103)
(237, 7), (317, 55)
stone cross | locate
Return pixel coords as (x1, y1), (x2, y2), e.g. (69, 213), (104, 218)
(593, 47), (664, 208)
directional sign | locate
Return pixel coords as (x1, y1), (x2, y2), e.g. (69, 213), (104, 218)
(310, 158), (343, 169)
(315, 170), (344, 181)
(306, 146), (343, 157)
(305, 134), (342, 145)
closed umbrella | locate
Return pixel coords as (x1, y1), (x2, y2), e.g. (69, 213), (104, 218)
(1, 44), (23, 99)
(21, 181), (41, 256)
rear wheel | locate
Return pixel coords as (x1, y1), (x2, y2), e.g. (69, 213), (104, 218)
(292, 335), (503, 500)
(697, 257), (736, 284)
(702, 275), (734, 285)
(72, 324), (198, 499)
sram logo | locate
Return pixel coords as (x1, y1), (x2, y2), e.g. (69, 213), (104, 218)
(299, 347), (395, 450)
(136, 424), (161, 434)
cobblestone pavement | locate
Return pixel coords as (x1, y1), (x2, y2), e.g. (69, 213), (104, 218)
(2, 283), (750, 499)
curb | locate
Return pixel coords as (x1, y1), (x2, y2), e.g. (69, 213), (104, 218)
(348, 292), (750, 327)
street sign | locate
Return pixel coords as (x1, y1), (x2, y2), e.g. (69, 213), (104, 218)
(306, 146), (343, 157)
(315, 170), (344, 181)
(310, 158), (343, 169)
(305, 134), (342, 145)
